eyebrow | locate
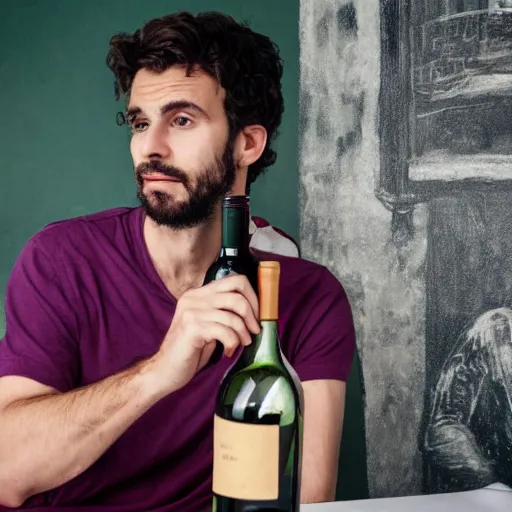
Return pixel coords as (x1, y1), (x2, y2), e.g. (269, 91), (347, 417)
(125, 100), (210, 122)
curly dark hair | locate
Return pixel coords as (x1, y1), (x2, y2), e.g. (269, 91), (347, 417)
(106, 11), (284, 186)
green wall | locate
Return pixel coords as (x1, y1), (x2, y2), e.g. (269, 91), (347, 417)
(0, 0), (367, 503)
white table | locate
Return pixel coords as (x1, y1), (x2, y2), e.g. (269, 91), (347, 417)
(302, 484), (512, 511)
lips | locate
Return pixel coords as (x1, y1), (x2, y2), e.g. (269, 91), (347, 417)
(143, 173), (181, 182)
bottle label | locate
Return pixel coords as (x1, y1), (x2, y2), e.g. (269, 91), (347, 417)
(212, 414), (279, 500)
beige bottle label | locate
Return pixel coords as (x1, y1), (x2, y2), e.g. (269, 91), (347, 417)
(212, 414), (279, 500)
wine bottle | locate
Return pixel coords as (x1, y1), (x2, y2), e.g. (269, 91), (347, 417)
(212, 261), (304, 512)
(203, 195), (259, 290)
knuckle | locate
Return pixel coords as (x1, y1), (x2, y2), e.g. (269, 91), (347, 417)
(241, 300), (251, 317)
(180, 308), (195, 323)
(233, 315), (245, 332)
(235, 274), (248, 286)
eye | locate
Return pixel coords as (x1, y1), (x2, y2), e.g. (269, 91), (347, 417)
(173, 116), (192, 128)
(130, 119), (149, 133)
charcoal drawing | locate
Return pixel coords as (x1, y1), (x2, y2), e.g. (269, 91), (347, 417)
(300, 0), (512, 498)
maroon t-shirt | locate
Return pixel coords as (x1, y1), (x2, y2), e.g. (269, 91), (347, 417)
(0, 207), (355, 511)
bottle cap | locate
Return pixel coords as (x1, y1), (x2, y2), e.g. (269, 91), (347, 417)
(258, 261), (280, 321)
(222, 195), (250, 209)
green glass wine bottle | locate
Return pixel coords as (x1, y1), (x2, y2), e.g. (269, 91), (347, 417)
(212, 261), (304, 512)
(203, 195), (258, 290)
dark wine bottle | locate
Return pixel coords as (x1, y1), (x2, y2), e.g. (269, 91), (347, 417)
(212, 261), (304, 512)
(203, 195), (259, 291)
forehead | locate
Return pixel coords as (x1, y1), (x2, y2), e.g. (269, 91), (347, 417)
(128, 65), (225, 114)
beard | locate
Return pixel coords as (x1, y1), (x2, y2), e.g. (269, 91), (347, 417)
(135, 139), (237, 229)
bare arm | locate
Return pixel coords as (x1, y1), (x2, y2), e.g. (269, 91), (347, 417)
(0, 274), (260, 508)
(0, 359), (162, 507)
(300, 379), (346, 504)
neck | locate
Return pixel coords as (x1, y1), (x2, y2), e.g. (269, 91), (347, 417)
(220, 196), (251, 254)
(143, 208), (222, 297)
(240, 320), (281, 366)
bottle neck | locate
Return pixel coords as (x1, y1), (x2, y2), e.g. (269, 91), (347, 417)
(221, 196), (250, 252)
(240, 320), (281, 366)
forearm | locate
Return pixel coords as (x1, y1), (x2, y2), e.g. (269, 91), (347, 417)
(0, 356), (164, 505)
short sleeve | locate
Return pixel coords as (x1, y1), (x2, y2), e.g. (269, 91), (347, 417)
(0, 234), (79, 392)
(290, 269), (356, 383)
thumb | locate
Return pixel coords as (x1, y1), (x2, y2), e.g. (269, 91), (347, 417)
(197, 339), (218, 371)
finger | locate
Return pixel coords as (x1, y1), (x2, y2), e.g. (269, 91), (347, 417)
(199, 275), (259, 318)
(179, 293), (259, 334)
(210, 292), (260, 334)
(199, 309), (253, 346)
(197, 338), (217, 371)
(200, 321), (242, 357)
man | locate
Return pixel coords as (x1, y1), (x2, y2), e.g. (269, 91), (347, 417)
(423, 308), (512, 492)
(0, 11), (355, 511)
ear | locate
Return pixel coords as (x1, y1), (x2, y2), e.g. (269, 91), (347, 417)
(234, 125), (268, 168)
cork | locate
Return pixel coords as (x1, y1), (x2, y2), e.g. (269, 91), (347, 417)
(258, 261), (280, 321)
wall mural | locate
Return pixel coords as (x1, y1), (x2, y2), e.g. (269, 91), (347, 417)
(299, 0), (512, 498)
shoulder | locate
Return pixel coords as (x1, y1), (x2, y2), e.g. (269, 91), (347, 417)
(9, 207), (140, 289)
(21, 207), (138, 259)
(254, 249), (354, 340)
(256, 251), (356, 381)
(254, 249), (349, 302)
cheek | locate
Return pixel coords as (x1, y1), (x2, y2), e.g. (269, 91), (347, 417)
(130, 136), (140, 163)
(175, 131), (218, 163)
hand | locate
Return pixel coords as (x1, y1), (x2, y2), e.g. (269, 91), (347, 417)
(151, 274), (260, 396)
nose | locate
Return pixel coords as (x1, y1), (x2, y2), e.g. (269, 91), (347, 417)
(141, 123), (171, 161)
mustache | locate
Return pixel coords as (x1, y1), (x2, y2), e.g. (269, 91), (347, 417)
(136, 161), (189, 186)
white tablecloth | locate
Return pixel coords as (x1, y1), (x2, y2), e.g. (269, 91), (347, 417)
(302, 484), (512, 511)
